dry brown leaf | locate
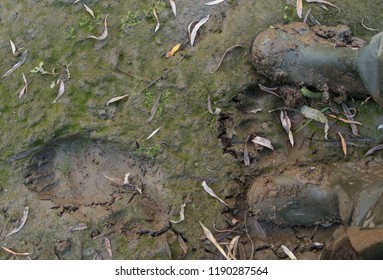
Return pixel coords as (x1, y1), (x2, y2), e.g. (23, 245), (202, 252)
(106, 94), (129, 105)
(259, 84), (282, 98)
(169, 0), (177, 17)
(153, 9), (160, 32)
(52, 79), (65, 104)
(170, 203), (186, 224)
(281, 245), (297, 260)
(104, 236), (113, 258)
(190, 15), (210, 46)
(166, 43), (181, 58)
(2, 49), (28, 77)
(227, 235), (240, 260)
(297, 0), (303, 18)
(88, 14), (109, 40)
(338, 132), (347, 157)
(6, 207), (29, 237)
(83, 4), (95, 18)
(202, 181), (229, 207)
(199, 221), (229, 260)
(177, 234), (188, 254)
(1, 246), (31, 256)
(280, 110), (294, 147)
(252, 136), (274, 150)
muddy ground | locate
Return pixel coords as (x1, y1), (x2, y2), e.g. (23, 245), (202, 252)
(1, 0), (383, 260)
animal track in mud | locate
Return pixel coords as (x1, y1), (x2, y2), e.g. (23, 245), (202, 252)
(23, 137), (168, 234)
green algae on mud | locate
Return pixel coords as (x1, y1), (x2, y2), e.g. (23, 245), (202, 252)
(1, 0), (383, 260)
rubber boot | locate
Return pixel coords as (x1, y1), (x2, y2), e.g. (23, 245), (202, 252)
(252, 22), (383, 106)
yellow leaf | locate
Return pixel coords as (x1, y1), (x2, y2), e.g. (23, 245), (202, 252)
(166, 43), (181, 58)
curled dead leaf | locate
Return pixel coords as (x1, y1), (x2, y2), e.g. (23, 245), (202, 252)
(6, 207), (29, 237)
(199, 221), (229, 260)
(88, 14), (109, 40)
(202, 181), (229, 207)
(338, 132), (347, 157)
(251, 136), (274, 150)
(190, 15), (210, 46)
(106, 94), (129, 105)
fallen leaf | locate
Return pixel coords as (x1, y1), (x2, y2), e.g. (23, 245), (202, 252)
(252, 136), (274, 150)
(19, 73), (29, 99)
(205, 0), (225, 5)
(6, 207), (29, 237)
(280, 110), (294, 147)
(68, 223), (88, 232)
(146, 127), (161, 140)
(9, 38), (17, 56)
(364, 144), (383, 157)
(88, 14), (109, 40)
(259, 84), (282, 98)
(106, 94), (129, 105)
(169, 0), (177, 17)
(177, 234), (188, 254)
(146, 94), (162, 123)
(166, 43), (181, 58)
(244, 141), (250, 166)
(1, 246), (31, 256)
(281, 245), (297, 260)
(190, 14), (210, 46)
(73, 0), (81, 4)
(361, 17), (379, 31)
(227, 235), (240, 260)
(338, 132), (347, 157)
(2, 49), (28, 77)
(153, 9), (160, 32)
(210, 45), (243, 73)
(104, 236), (113, 258)
(52, 79), (65, 103)
(83, 4), (95, 18)
(327, 114), (363, 125)
(306, 0), (340, 12)
(170, 203), (186, 224)
(297, 0), (303, 18)
(202, 181), (229, 207)
(103, 173), (124, 187)
(187, 20), (199, 38)
(199, 221), (229, 260)
(299, 105), (329, 139)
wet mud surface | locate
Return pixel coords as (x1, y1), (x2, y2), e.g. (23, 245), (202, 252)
(1, 0), (383, 260)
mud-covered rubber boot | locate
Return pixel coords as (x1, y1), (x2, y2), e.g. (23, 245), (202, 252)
(252, 22), (383, 106)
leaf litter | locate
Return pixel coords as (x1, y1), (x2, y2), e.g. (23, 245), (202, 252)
(5, 207), (29, 237)
(251, 136), (274, 150)
(2, 49), (28, 77)
(177, 234), (188, 254)
(106, 94), (129, 105)
(83, 4), (95, 18)
(19, 73), (30, 98)
(169, 0), (177, 17)
(297, 0), (303, 18)
(199, 221), (230, 260)
(68, 223), (88, 231)
(364, 144), (383, 157)
(205, 0), (225, 6)
(52, 79), (65, 104)
(207, 93), (221, 115)
(306, 0), (340, 12)
(281, 245), (297, 260)
(299, 105), (329, 139)
(190, 15), (210, 46)
(1, 246), (31, 256)
(280, 110), (294, 147)
(169, 203), (186, 224)
(202, 181), (229, 207)
(153, 9), (160, 32)
(104, 236), (113, 258)
(166, 43), (181, 58)
(146, 127), (161, 140)
(338, 132), (347, 157)
(88, 14), (109, 40)
(146, 94), (162, 123)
